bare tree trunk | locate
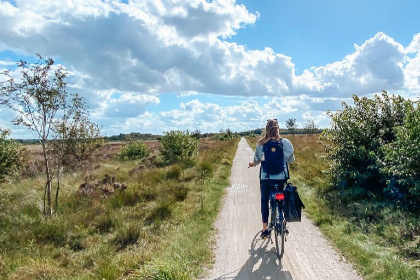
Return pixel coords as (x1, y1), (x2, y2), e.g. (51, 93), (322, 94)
(43, 182), (47, 216)
(42, 141), (53, 217)
(55, 163), (61, 213)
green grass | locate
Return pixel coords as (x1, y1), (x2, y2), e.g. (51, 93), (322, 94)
(0, 138), (238, 279)
(247, 134), (420, 280)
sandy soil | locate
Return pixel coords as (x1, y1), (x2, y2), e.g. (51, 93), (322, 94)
(202, 138), (362, 280)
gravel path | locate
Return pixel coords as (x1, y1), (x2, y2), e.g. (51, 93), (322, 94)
(202, 137), (362, 280)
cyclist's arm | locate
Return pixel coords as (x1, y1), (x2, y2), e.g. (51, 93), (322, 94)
(249, 144), (263, 167)
(283, 139), (295, 164)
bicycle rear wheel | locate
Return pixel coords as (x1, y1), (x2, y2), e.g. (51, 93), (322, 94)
(274, 208), (286, 260)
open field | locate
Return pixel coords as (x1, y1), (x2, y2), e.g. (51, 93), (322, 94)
(0, 137), (238, 279)
(1, 134), (419, 279)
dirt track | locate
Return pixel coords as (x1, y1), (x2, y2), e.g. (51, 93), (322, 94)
(202, 138), (362, 280)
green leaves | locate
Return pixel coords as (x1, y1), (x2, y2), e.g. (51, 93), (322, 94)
(321, 91), (420, 207)
(117, 141), (150, 161)
(0, 129), (25, 181)
(380, 104), (420, 199)
(160, 130), (199, 163)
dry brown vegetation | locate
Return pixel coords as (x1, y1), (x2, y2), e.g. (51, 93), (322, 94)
(0, 137), (238, 279)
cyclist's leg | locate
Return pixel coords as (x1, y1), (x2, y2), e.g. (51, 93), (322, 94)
(260, 179), (270, 236)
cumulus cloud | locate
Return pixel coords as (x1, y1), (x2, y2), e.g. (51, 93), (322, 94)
(101, 92), (160, 118)
(0, 0), (419, 137)
(0, 0), (258, 95)
(0, 1), (414, 100)
(307, 32), (406, 97)
(404, 33), (420, 95)
(116, 95), (339, 135)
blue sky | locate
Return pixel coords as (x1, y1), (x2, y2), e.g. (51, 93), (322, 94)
(0, 0), (419, 139)
(234, 0), (420, 72)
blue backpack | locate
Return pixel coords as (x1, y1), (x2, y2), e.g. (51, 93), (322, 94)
(262, 139), (286, 178)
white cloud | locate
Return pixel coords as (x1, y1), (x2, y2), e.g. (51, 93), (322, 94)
(1, 1), (414, 100)
(308, 32), (406, 97)
(104, 96), (336, 136)
(99, 92), (160, 118)
(1, 1), (419, 137)
(404, 33), (420, 95)
(0, 60), (17, 67)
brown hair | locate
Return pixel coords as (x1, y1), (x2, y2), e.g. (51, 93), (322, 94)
(257, 119), (280, 145)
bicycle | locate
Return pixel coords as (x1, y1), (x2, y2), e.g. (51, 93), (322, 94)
(268, 180), (288, 260)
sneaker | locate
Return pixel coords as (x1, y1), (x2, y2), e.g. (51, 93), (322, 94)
(260, 229), (271, 239)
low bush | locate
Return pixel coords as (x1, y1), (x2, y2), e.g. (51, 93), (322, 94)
(0, 129), (25, 181)
(160, 130), (198, 163)
(117, 141), (150, 161)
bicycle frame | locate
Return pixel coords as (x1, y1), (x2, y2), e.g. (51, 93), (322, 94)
(268, 181), (287, 260)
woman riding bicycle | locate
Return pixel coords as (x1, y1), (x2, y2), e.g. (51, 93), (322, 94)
(248, 119), (295, 239)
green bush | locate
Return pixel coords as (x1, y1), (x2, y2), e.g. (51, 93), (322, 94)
(198, 160), (213, 185)
(0, 129), (25, 181)
(219, 128), (238, 140)
(321, 91), (420, 209)
(320, 92), (411, 195)
(52, 117), (104, 165)
(380, 104), (420, 207)
(160, 130), (198, 163)
(118, 141), (150, 161)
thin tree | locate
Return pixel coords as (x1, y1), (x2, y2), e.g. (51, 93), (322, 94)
(50, 93), (103, 211)
(286, 118), (298, 135)
(304, 120), (318, 134)
(0, 54), (74, 217)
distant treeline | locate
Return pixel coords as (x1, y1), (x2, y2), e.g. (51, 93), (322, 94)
(239, 128), (324, 136)
(105, 132), (162, 142)
(13, 128), (324, 144)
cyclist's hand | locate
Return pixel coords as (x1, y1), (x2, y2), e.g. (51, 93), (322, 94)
(248, 162), (255, 168)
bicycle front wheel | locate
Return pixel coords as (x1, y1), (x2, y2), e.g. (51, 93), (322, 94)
(274, 208), (286, 260)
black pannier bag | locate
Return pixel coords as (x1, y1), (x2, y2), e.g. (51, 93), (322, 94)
(284, 183), (305, 222)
